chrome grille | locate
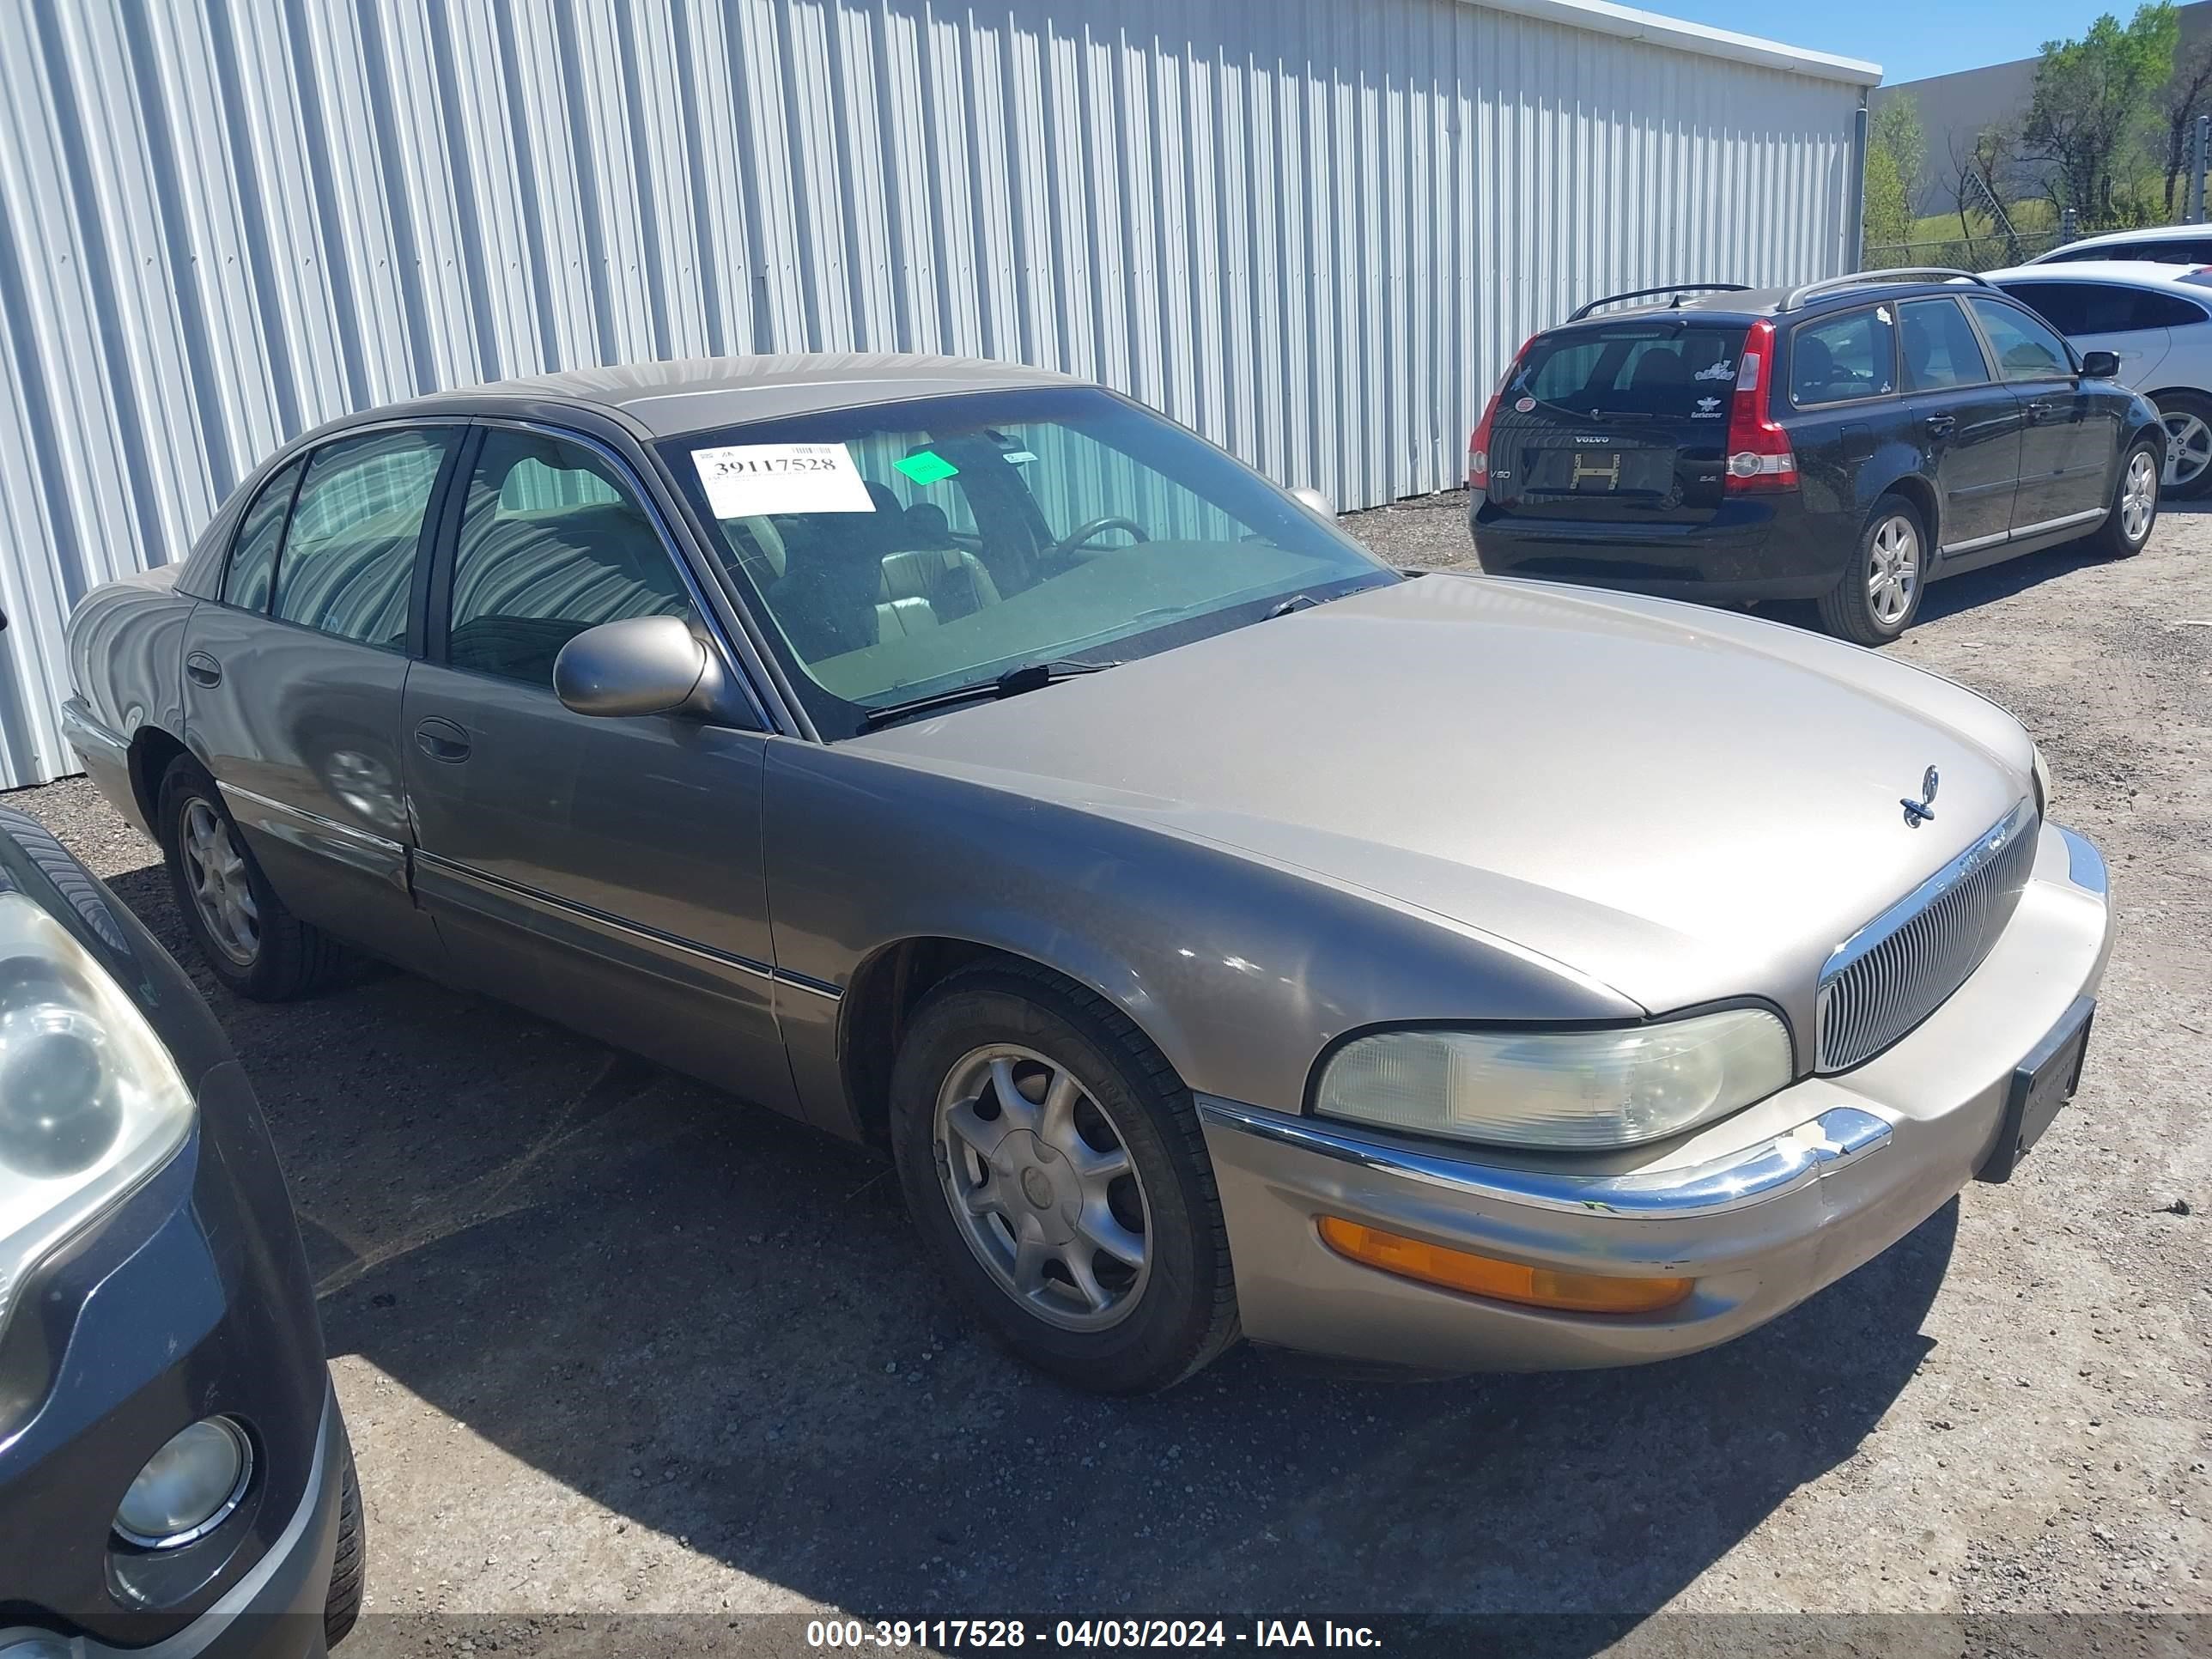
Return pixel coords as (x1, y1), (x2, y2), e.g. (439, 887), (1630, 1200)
(1817, 801), (2040, 1072)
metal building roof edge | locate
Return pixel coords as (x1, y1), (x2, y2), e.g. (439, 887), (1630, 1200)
(1468, 0), (1884, 88)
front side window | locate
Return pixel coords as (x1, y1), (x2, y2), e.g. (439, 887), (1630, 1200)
(222, 456), (304, 612)
(1967, 297), (2075, 381)
(1898, 299), (1991, 392)
(662, 386), (1391, 735)
(273, 429), (453, 649)
(1788, 306), (1897, 406)
(445, 428), (696, 687)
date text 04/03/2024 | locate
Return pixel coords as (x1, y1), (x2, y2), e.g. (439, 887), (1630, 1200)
(802, 1619), (1383, 1650)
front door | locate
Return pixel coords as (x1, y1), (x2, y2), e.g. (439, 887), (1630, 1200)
(1896, 298), (2021, 556)
(400, 421), (798, 1117)
(180, 422), (459, 969)
(1967, 295), (2114, 532)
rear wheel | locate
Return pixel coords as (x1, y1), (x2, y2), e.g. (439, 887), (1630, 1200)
(2085, 440), (2160, 559)
(1817, 495), (1925, 646)
(159, 757), (347, 1000)
(2158, 392), (2212, 499)
(890, 962), (1239, 1393)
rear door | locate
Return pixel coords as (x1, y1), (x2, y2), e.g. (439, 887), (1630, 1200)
(1966, 295), (2115, 531)
(1895, 297), (2022, 556)
(181, 422), (459, 969)
(402, 420), (799, 1116)
(1480, 319), (1749, 527)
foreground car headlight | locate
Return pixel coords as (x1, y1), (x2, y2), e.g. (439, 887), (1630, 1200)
(2032, 744), (2054, 815)
(1314, 1009), (1794, 1150)
(0, 892), (194, 1340)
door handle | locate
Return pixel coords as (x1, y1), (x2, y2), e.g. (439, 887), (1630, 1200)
(184, 652), (222, 688)
(2026, 400), (2056, 423)
(1924, 414), (1955, 437)
(414, 718), (471, 763)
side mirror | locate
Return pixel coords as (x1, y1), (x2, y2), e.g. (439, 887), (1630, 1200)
(1287, 486), (1336, 518)
(2078, 349), (2121, 380)
(553, 616), (749, 724)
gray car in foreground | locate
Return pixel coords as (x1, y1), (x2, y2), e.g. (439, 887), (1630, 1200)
(62, 356), (2114, 1392)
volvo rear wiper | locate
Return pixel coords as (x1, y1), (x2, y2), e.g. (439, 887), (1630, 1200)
(859, 659), (1120, 730)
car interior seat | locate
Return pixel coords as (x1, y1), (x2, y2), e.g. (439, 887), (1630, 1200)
(879, 501), (1000, 623)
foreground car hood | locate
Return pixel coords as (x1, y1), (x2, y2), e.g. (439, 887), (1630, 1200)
(855, 574), (2036, 1015)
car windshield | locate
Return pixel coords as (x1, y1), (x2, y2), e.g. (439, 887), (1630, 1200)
(660, 386), (1393, 734)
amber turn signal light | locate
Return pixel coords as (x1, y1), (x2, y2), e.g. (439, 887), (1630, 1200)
(1317, 1217), (1694, 1315)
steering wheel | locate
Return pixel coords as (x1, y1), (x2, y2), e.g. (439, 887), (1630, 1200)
(1047, 516), (1149, 557)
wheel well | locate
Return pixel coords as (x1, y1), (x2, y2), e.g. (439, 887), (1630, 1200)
(838, 938), (1067, 1147)
(1883, 474), (1939, 547)
(2146, 386), (2208, 413)
(127, 727), (191, 839)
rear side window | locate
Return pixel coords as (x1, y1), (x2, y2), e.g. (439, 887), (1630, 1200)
(447, 428), (696, 687)
(1898, 299), (1991, 392)
(1788, 306), (1897, 406)
(273, 428), (453, 650)
(2000, 281), (2206, 334)
(1518, 325), (1747, 417)
(1966, 297), (2075, 381)
(222, 457), (302, 612)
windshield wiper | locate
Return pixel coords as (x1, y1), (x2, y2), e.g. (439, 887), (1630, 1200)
(859, 659), (1120, 730)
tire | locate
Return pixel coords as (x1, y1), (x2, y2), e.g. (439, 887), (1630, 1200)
(2156, 391), (2212, 500)
(325, 1423), (367, 1649)
(158, 757), (347, 1000)
(2085, 439), (2160, 559)
(1817, 495), (1927, 646)
(889, 961), (1240, 1394)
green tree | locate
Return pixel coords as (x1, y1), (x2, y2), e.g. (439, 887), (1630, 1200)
(2022, 3), (2179, 227)
(1863, 94), (1926, 253)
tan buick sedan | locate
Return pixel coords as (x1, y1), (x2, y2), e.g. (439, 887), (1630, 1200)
(63, 356), (2113, 1391)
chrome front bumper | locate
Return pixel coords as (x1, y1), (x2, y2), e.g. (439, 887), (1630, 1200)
(1199, 821), (2115, 1375)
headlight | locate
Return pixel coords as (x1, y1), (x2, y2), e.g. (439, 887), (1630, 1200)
(1313, 1009), (1794, 1150)
(2032, 744), (2054, 815)
(0, 892), (194, 1343)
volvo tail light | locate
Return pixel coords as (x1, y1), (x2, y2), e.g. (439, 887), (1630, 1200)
(1724, 319), (1796, 493)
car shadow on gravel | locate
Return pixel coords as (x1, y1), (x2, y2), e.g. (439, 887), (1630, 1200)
(96, 855), (1957, 1648)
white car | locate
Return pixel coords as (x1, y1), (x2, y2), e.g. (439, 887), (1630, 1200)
(2027, 225), (2212, 267)
(1986, 259), (2212, 497)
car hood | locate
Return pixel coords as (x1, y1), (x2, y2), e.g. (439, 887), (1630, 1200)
(853, 574), (2036, 1018)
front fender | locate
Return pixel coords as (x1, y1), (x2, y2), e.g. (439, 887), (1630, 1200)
(764, 741), (1635, 1139)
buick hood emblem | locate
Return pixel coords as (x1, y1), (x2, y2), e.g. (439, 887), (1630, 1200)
(1901, 765), (1939, 827)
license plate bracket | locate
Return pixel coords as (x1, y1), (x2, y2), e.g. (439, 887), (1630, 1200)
(1978, 996), (2094, 1183)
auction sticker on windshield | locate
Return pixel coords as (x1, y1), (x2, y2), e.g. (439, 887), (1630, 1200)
(693, 442), (875, 515)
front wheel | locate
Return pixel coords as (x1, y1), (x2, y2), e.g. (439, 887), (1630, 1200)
(2159, 392), (2212, 499)
(890, 962), (1239, 1393)
(2085, 441), (2160, 560)
(1816, 495), (1925, 646)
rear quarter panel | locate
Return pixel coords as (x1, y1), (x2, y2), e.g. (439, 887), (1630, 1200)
(65, 568), (192, 748)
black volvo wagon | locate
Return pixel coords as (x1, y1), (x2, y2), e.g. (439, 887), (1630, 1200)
(1468, 269), (2165, 642)
(0, 793), (362, 1656)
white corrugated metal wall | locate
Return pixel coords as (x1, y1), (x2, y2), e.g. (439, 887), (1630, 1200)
(0, 0), (1872, 788)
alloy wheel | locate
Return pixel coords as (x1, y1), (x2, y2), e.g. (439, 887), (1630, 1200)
(180, 798), (260, 966)
(1866, 514), (1919, 629)
(933, 1043), (1152, 1332)
(2122, 448), (2159, 544)
(2163, 411), (2211, 489)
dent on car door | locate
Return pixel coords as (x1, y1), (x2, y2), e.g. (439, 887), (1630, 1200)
(1967, 295), (2112, 528)
(180, 424), (458, 969)
(400, 422), (799, 1117)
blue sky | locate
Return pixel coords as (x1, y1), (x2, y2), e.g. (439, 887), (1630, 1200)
(1647, 0), (2127, 85)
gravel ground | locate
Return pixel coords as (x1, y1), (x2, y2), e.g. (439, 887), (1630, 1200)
(7, 499), (2208, 1656)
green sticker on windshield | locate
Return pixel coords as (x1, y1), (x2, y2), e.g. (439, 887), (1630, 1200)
(895, 449), (959, 486)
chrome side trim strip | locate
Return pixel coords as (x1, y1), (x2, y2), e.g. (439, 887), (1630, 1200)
(413, 850), (777, 983)
(774, 969), (843, 1000)
(1939, 529), (2008, 556)
(1942, 507), (2105, 558)
(1195, 1096), (1892, 1219)
(216, 781), (404, 854)
(2058, 824), (2108, 896)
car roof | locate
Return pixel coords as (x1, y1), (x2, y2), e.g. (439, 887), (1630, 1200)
(1563, 277), (1987, 330)
(1985, 259), (2212, 288)
(379, 353), (1081, 439)
(2033, 226), (2212, 252)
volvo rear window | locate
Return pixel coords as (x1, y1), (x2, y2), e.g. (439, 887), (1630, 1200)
(1517, 325), (1748, 418)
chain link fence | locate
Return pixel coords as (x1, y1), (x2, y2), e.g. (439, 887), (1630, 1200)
(1861, 230), (2069, 272)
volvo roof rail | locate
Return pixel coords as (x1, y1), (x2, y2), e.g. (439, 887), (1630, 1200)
(1782, 269), (1991, 311)
(1565, 283), (1752, 322)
